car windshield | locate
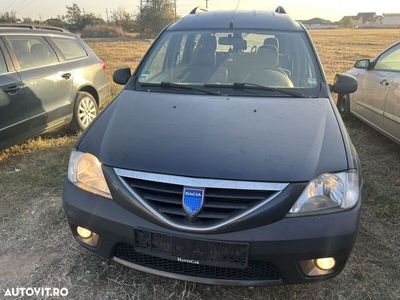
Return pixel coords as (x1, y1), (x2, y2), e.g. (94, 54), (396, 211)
(136, 29), (321, 96)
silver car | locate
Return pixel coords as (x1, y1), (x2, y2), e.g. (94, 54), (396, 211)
(338, 41), (400, 144)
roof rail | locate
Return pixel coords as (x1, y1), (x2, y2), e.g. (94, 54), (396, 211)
(0, 24), (69, 33)
(189, 7), (208, 14)
(33, 25), (70, 33)
(275, 6), (287, 14)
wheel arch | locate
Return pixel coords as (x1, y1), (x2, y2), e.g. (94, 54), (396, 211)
(76, 85), (99, 106)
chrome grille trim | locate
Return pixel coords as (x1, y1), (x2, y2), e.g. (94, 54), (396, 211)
(114, 169), (288, 191)
(115, 168), (289, 232)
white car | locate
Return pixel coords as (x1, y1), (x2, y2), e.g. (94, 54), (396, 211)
(339, 41), (400, 144)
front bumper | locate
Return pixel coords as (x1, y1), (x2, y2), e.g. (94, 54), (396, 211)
(63, 181), (361, 286)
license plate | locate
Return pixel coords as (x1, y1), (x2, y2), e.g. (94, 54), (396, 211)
(134, 229), (249, 269)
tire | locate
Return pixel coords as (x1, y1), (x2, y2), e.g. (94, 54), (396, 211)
(337, 94), (351, 121)
(70, 92), (98, 132)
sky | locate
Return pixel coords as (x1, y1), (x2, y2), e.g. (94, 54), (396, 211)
(1, 0), (399, 22)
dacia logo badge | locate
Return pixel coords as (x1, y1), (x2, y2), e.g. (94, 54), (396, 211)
(182, 187), (204, 217)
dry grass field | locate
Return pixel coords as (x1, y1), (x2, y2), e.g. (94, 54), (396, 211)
(311, 29), (400, 82)
(0, 29), (400, 299)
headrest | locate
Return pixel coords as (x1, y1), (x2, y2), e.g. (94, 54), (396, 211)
(263, 37), (279, 49)
(199, 34), (217, 51)
(31, 43), (48, 57)
(193, 34), (216, 66)
(12, 40), (30, 54)
(257, 45), (279, 68)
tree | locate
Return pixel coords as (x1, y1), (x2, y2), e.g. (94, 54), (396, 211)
(64, 3), (82, 31)
(136, 0), (178, 37)
(111, 7), (136, 32)
(340, 17), (354, 28)
(64, 3), (105, 32)
(80, 14), (105, 29)
(22, 17), (32, 23)
(45, 17), (66, 28)
(0, 11), (17, 23)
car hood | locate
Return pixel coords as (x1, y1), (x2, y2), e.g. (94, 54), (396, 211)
(78, 90), (348, 182)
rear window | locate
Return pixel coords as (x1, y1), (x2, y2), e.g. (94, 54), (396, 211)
(5, 35), (58, 70)
(52, 37), (87, 61)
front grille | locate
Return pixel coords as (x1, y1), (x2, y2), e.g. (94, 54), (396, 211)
(122, 177), (277, 225)
(115, 243), (281, 281)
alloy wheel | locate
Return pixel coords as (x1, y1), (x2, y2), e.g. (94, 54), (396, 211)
(78, 97), (97, 128)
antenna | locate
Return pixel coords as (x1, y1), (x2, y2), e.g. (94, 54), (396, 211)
(189, 7), (208, 14)
(234, 0), (241, 13)
(230, 0), (241, 28)
(275, 6), (287, 14)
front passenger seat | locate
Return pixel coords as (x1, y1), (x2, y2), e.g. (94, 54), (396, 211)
(30, 43), (52, 66)
(262, 38), (291, 78)
(245, 45), (293, 87)
(11, 40), (31, 68)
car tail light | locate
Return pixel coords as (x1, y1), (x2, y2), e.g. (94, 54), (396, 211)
(100, 58), (106, 71)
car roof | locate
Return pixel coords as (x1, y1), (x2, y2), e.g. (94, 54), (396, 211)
(0, 25), (76, 38)
(167, 10), (303, 32)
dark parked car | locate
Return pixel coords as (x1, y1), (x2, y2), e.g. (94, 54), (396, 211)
(63, 8), (362, 286)
(0, 24), (109, 150)
(338, 41), (400, 144)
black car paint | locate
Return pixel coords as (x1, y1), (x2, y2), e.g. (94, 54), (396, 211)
(79, 91), (348, 182)
(167, 11), (303, 31)
(102, 165), (308, 233)
(63, 180), (361, 285)
(66, 10), (361, 286)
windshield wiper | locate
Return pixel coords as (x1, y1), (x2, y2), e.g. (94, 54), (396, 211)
(204, 82), (308, 98)
(232, 82), (308, 97)
(141, 82), (221, 96)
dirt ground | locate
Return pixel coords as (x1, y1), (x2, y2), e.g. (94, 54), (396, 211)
(0, 29), (400, 299)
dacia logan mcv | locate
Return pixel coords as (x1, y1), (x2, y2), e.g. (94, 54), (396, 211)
(63, 8), (362, 286)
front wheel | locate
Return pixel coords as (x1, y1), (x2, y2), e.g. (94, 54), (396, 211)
(71, 92), (98, 131)
(337, 94), (351, 121)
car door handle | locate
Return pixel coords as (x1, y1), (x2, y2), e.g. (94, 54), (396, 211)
(3, 85), (23, 95)
(380, 79), (389, 86)
(61, 73), (72, 80)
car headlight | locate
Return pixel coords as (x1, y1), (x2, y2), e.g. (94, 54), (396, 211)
(289, 170), (360, 215)
(67, 150), (112, 199)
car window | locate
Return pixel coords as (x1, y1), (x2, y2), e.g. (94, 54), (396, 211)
(375, 44), (400, 71)
(51, 37), (87, 60)
(0, 49), (8, 74)
(139, 38), (170, 82)
(5, 35), (58, 70)
(137, 30), (320, 95)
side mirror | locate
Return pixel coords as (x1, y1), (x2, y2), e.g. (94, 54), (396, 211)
(330, 74), (358, 94)
(113, 68), (132, 85)
(354, 59), (371, 69)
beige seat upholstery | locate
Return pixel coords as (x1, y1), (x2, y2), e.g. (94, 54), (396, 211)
(245, 45), (293, 87)
(181, 34), (228, 83)
(263, 38), (292, 78)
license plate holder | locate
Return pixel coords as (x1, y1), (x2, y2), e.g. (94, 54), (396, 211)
(134, 229), (249, 269)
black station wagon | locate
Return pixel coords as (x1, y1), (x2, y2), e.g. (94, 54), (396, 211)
(63, 8), (362, 286)
(0, 24), (109, 150)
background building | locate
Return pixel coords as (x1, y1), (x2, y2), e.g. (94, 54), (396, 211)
(383, 13), (400, 25)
